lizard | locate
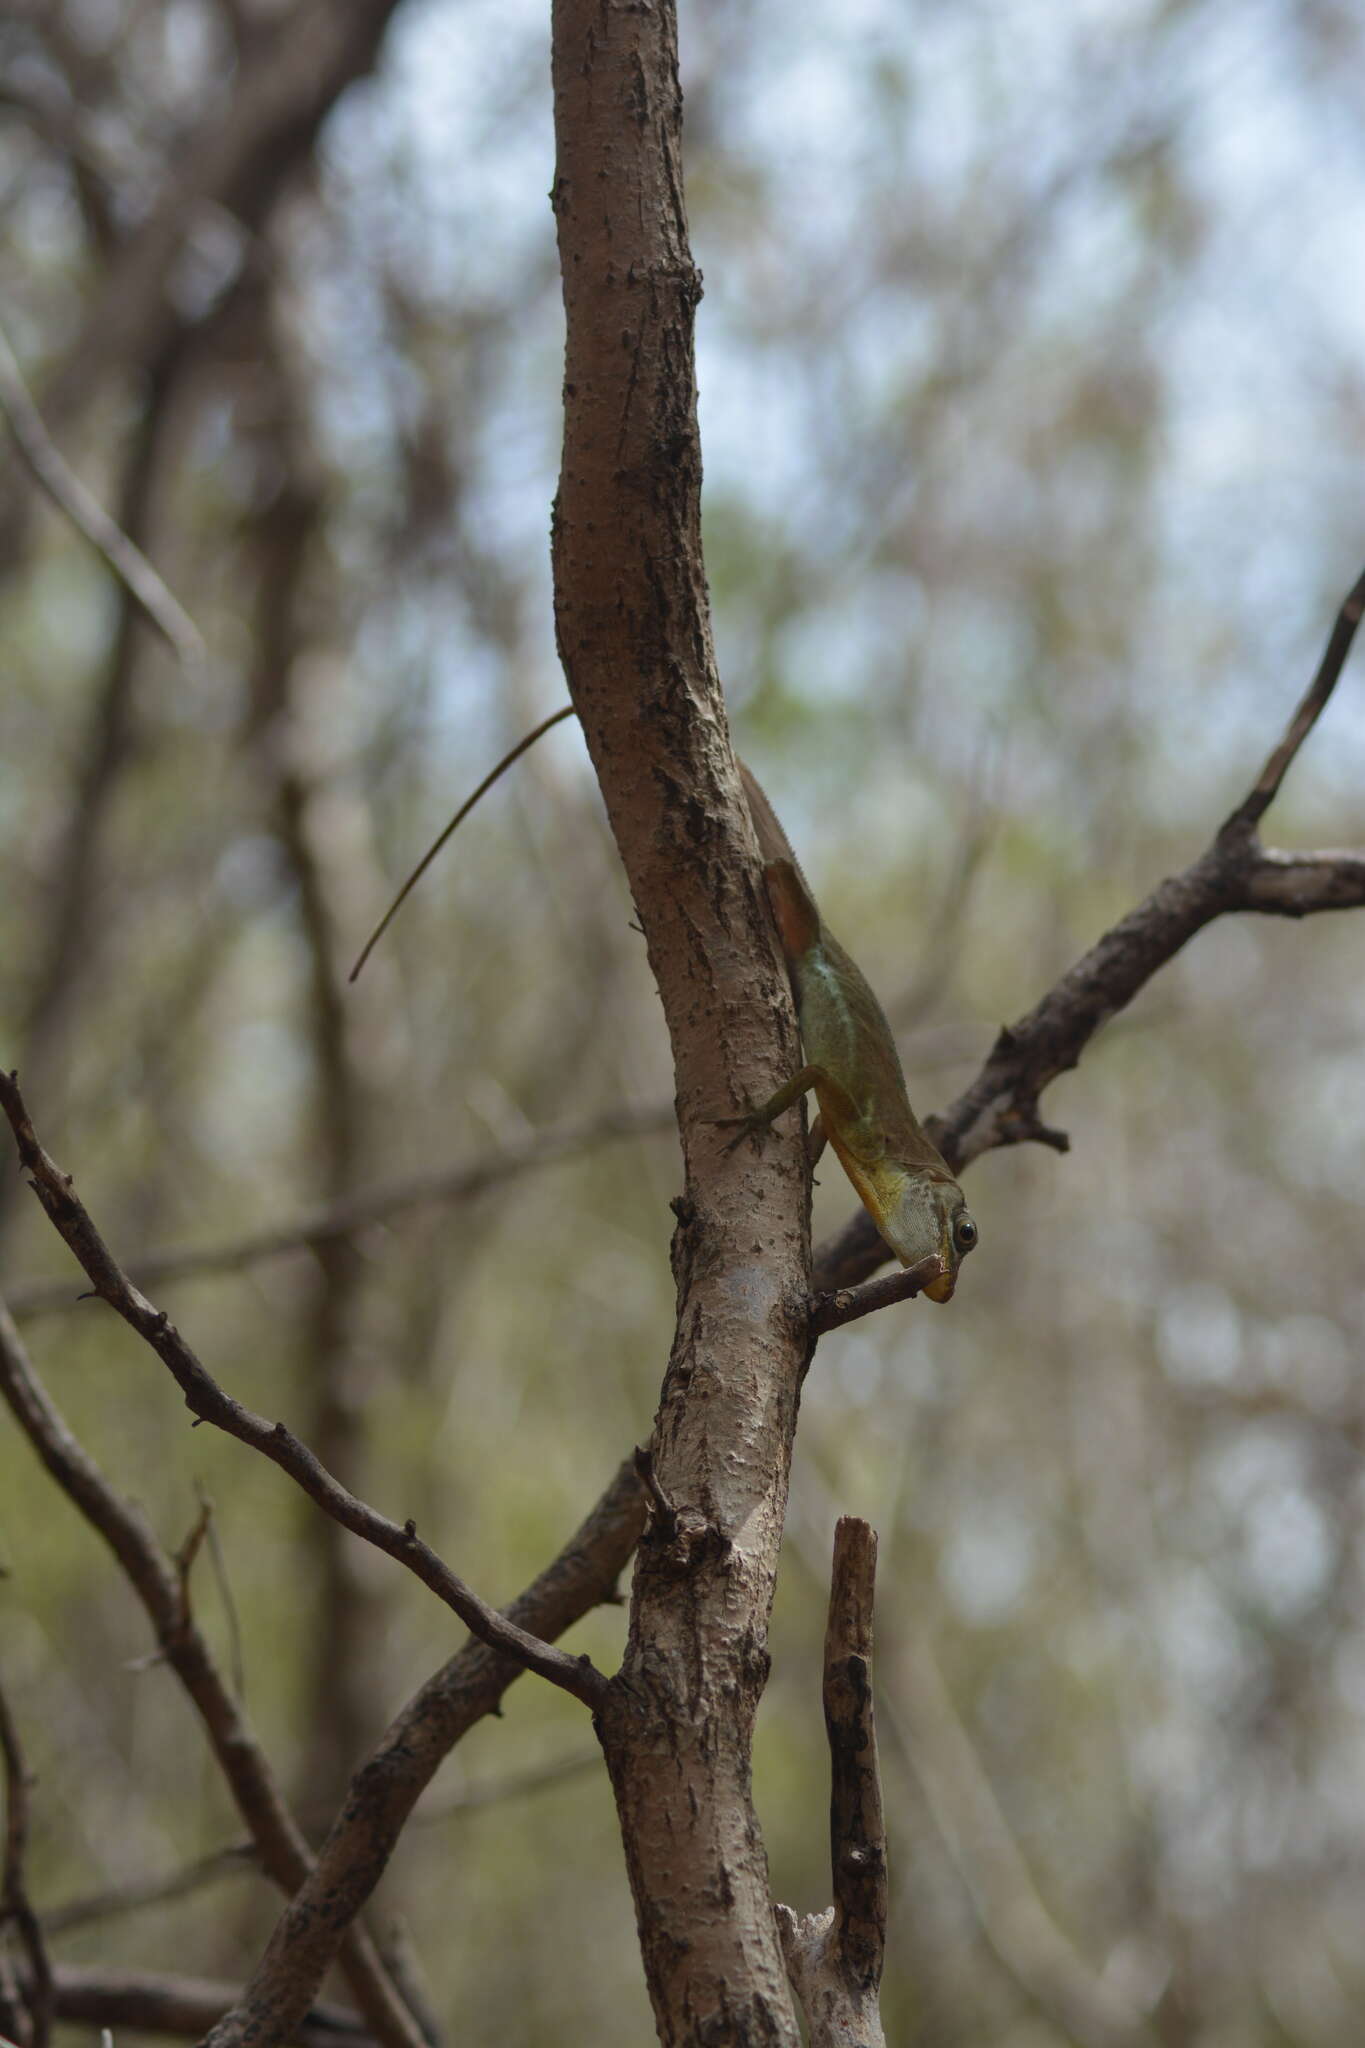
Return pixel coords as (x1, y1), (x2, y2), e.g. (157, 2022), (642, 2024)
(719, 762), (978, 1304)
(350, 709), (978, 1301)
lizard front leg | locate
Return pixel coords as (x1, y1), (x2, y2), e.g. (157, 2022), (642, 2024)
(709, 1065), (856, 1155)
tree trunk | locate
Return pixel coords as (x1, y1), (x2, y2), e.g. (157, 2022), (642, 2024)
(551, 0), (811, 2037)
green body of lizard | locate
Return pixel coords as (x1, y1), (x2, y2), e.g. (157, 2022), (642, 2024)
(727, 763), (978, 1303)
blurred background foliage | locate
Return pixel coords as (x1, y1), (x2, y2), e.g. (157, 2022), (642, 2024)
(2, 0), (1364, 2041)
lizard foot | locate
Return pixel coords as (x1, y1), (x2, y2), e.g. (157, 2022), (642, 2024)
(704, 1110), (772, 1153)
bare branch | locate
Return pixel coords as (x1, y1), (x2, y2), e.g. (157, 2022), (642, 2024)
(5, 1106), (673, 1318)
(823, 1521), (888, 1983)
(0, 1075), (608, 1713)
(808, 1256), (944, 1335)
(778, 1519), (887, 2048)
(1219, 564), (1365, 839)
(814, 565), (1365, 1292)
(0, 323), (204, 673)
(0, 1298), (424, 2048)
(0, 1677), (51, 2048)
(204, 1461), (643, 2048)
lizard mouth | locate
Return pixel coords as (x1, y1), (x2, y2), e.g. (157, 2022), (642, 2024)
(922, 1268), (956, 1305)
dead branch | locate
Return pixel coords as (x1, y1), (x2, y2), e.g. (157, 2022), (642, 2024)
(0, 1077), (607, 1713)
(809, 1256), (945, 1335)
(779, 1518), (888, 2048)
(813, 564), (1365, 1291)
(5, 1106), (673, 1318)
(203, 1460), (643, 2048)
(0, 1677), (50, 2048)
(0, 1299), (423, 2048)
(1220, 567), (1365, 838)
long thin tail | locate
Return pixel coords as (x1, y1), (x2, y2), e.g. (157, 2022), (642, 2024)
(350, 704), (814, 980)
(349, 704), (576, 980)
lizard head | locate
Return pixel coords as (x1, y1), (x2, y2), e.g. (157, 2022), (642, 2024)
(876, 1167), (978, 1303)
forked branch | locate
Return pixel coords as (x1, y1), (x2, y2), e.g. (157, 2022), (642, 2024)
(0, 1074), (608, 1713)
(816, 563), (1365, 1289)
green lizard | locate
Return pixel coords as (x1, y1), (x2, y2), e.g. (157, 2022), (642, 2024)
(351, 713), (977, 1301)
(721, 763), (977, 1303)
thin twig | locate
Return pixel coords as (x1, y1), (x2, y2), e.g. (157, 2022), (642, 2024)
(0, 322), (205, 674)
(5, 1105), (673, 1317)
(808, 1256), (943, 1334)
(0, 1676), (51, 2048)
(0, 1075), (608, 1712)
(1219, 565), (1365, 839)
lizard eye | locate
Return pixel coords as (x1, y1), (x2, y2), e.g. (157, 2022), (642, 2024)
(954, 1213), (978, 1254)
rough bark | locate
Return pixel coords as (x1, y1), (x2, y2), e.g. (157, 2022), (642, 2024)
(778, 1519), (888, 2047)
(551, 0), (810, 2038)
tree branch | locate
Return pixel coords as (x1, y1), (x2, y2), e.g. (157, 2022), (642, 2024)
(809, 1257), (944, 1335)
(0, 1075), (608, 1712)
(779, 1518), (888, 2048)
(550, 0), (813, 2032)
(1219, 565), (1365, 839)
(813, 564), (1365, 1291)
(43, 1751), (604, 1940)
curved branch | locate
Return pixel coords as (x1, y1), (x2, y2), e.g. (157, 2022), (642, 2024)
(813, 566), (1365, 1292)
(0, 1075), (608, 1713)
